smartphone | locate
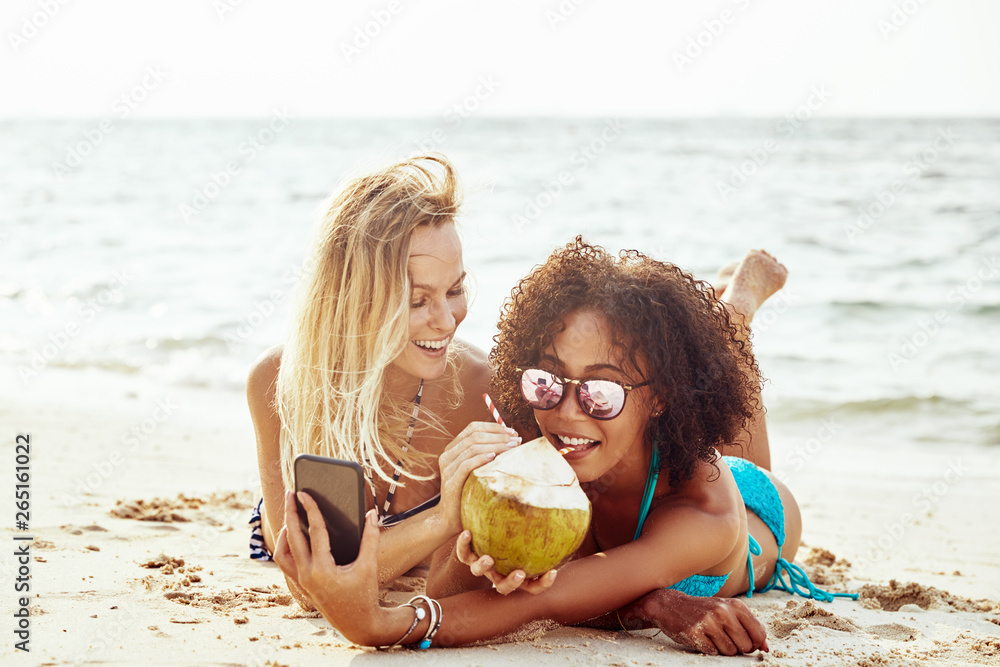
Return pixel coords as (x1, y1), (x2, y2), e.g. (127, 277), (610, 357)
(293, 454), (366, 565)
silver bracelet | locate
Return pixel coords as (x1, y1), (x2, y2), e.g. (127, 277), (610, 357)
(407, 595), (443, 649)
(376, 603), (425, 650)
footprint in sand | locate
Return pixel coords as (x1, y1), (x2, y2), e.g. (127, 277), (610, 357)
(110, 491), (254, 524)
(860, 579), (1000, 614)
(769, 600), (860, 639)
(865, 622), (922, 642)
(60, 523), (111, 535)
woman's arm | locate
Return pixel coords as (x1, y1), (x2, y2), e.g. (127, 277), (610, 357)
(280, 484), (745, 647)
(248, 347), (519, 588)
(248, 347), (314, 606)
(434, 503), (742, 645)
(427, 532), (559, 598)
(371, 420), (519, 584)
(248, 347), (453, 584)
(432, 512), (766, 654)
(427, 535), (490, 598)
(579, 589), (768, 655)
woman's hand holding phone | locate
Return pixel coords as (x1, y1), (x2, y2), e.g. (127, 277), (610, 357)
(274, 490), (390, 645)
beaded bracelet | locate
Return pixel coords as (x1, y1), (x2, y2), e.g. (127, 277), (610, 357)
(376, 603), (425, 651)
(407, 595), (443, 649)
(420, 597), (442, 649)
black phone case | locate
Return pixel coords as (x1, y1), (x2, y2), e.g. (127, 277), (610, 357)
(293, 454), (366, 565)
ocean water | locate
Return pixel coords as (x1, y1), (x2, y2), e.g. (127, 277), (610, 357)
(3, 117), (998, 451)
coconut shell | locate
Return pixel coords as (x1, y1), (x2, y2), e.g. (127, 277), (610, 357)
(460, 437), (592, 578)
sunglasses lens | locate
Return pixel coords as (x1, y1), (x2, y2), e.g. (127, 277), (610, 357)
(578, 380), (626, 419)
(521, 369), (563, 409)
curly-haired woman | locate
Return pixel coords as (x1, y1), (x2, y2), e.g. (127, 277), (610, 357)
(274, 238), (852, 653)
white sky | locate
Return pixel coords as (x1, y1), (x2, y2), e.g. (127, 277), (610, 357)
(2, 0), (998, 117)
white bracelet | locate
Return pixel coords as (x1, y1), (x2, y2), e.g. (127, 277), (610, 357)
(408, 595), (443, 649)
(376, 603), (425, 650)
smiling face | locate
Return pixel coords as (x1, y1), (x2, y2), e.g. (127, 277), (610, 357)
(391, 223), (468, 381)
(533, 309), (658, 483)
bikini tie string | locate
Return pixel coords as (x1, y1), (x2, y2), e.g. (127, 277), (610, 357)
(762, 558), (860, 602)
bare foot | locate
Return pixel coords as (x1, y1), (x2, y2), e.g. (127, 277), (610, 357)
(718, 250), (788, 324)
(713, 261), (739, 297)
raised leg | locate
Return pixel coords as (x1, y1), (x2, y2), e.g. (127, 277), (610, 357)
(714, 250), (788, 469)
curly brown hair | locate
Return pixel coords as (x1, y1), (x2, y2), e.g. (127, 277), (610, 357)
(488, 237), (760, 487)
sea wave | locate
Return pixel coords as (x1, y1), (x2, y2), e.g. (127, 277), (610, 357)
(770, 394), (971, 419)
(3, 117), (998, 451)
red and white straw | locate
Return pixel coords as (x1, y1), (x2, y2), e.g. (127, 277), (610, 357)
(482, 393), (507, 428)
(484, 393), (572, 456)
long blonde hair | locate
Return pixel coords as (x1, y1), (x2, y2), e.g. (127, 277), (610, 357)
(277, 154), (463, 489)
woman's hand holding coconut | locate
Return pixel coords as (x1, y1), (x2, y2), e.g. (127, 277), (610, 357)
(440, 424), (566, 596)
(436, 421), (522, 538)
(454, 529), (558, 595)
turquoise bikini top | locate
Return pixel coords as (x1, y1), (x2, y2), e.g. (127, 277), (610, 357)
(634, 447), (732, 597)
(634, 447), (858, 602)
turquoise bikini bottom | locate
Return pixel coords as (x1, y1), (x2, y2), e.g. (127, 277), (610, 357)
(666, 457), (858, 602)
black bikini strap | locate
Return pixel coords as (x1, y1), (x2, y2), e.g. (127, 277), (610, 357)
(369, 379), (424, 524)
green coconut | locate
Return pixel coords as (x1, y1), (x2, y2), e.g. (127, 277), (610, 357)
(460, 436), (592, 578)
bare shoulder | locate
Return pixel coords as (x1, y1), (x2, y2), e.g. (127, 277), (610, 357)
(453, 339), (493, 393)
(443, 340), (496, 427)
(646, 459), (742, 531)
(247, 344), (283, 415)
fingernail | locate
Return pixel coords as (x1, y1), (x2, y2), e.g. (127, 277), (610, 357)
(487, 452), (497, 459)
(514, 572), (524, 581)
(507, 438), (520, 447)
(505, 427), (517, 436)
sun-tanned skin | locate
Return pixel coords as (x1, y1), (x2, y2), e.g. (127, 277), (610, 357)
(713, 249), (788, 470)
(426, 249), (795, 655)
(273, 247), (802, 654)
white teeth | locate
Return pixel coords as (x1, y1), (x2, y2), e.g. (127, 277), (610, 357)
(557, 435), (598, 447)
(414, 338), (448, 350)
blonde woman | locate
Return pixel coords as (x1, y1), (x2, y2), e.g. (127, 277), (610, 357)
(246, 155), (518, 601)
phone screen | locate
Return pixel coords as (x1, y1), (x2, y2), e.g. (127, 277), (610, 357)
(293, 454), (366, 565)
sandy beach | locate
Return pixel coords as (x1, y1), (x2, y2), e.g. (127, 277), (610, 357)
(3, 366), (998, 667)
(4, 0), (998, 662)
